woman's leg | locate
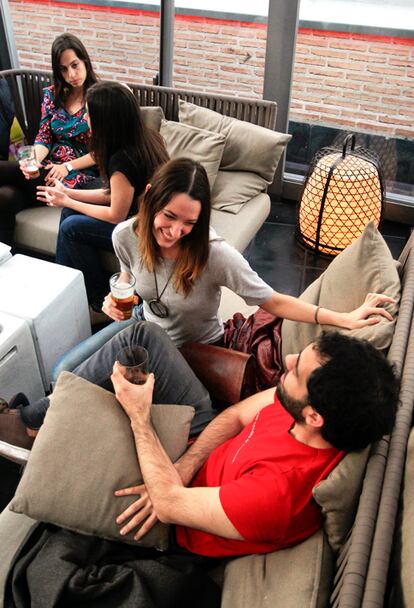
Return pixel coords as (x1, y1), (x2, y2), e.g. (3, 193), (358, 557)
(0, 161), (45, 245)
(52, 304), (144, 381)
(77, 321), (215, 435)
(0, 185), (26, 244)
(52, 318), (135, 380)
(56, 210), (116, 307)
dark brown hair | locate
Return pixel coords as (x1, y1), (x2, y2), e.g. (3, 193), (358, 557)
(137, 158), (211, 295)
(86, 81), (168, 188)
(51, 33), (98, 107)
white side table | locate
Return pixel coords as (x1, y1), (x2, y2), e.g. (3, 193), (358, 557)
(0, 255), (91, 390)
(0, 312), (44, 403)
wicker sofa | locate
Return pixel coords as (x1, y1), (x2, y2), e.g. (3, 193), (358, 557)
(218, 228), (414, 608)
(0, 229), (413, 607)
(1, 70), (412, 608)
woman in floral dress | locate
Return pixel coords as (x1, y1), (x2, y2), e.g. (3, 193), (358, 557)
(0, 33), (98, 245)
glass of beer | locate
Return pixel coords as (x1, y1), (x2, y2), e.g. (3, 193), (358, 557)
(117, 346), (149, 385)
(110, 271), (136, 319)
(18, 146), (40, 179)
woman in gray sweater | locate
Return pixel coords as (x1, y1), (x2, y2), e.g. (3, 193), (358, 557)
(100, 158), (393, 348)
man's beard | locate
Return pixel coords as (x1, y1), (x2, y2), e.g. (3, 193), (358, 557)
(276, 383), (307, 424)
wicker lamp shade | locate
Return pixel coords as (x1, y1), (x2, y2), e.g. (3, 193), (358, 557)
(297, 134), (384, 256)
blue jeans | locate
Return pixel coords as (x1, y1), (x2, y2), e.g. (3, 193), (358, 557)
(20, 321), (215, 437)
(56, 208), (116, 308)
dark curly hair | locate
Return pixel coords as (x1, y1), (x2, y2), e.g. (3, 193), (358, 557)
(308, 332), (399, 452)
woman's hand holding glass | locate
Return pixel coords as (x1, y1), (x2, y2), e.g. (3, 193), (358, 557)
(36, 179), (70, 208)
(18, 158), (42, 180)
(102, 292), (139, 322)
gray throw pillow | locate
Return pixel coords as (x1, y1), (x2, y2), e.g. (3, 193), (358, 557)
(140, 106), (165, 132)
(10, 372), (194, 550)
(211, 170), (268, 214)
(160, 119), (226, 189)
(312, 447), (370, 553)
(281, 221), (401, 360)
(178, 99), (291, 181)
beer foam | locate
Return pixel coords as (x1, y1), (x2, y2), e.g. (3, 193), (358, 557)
(111, 282), (134, 299)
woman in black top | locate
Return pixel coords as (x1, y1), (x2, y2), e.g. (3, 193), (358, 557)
(37, 81), (169, 313)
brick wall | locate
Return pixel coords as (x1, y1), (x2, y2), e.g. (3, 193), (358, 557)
(9, 1), (161, 83)
(9, 0), (414, 139)
(293, 30), (414, 139)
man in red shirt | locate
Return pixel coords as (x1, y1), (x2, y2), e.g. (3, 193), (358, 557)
(112, 331), (399, 558)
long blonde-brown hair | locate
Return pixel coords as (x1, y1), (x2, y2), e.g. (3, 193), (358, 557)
(137, 158), (211, 295)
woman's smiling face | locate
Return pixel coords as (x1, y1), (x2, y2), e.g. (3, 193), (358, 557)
(152, 193), (201, 257)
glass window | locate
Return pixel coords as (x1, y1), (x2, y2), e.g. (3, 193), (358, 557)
(173, 0), (269, 97)
(287, 0), (414, 201)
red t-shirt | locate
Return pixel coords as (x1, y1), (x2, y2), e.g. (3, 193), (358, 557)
(176, 392), (344, 557)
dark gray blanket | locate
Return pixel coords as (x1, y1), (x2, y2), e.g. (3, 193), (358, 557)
(5, 524), (221, 608)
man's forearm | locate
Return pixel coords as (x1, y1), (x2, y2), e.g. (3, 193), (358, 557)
(130, 416), (184, 521)
(175, 406), (243, 485)
(129, 415), (243, 538)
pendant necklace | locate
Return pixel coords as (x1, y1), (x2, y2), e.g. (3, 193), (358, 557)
(148, 264), (174, 318)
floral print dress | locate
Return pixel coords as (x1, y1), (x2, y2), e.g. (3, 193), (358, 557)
(34, 86), (98, 188)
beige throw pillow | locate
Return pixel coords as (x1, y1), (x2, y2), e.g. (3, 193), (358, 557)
(178, 99), (291, 181)
(313, 447), (370, 553)
(10, 372), (194, 550)
(140, 105), (165, 132)
(160, 119), (226, 190)
(211, 170), (268, 214)
(117, 85), (163, 130)
(281, 221), (401, 360)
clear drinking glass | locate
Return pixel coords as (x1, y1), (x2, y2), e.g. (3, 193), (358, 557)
(18, 145), (40, 179)
(117, 346), (149, 385)
(110, 271), (136, 319)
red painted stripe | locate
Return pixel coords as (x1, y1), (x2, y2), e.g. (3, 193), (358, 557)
(298, 27), (414, 46)
(176, 13), (267, 28)
(12, 0), (414, 45)
(14, 0), (158, 16)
